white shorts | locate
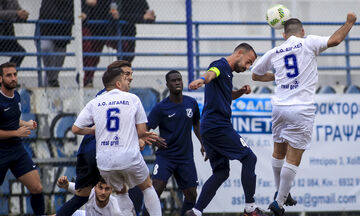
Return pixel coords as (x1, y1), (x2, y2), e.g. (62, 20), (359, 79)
(272, 105), (315, 149)
(99, 157), (149, 192)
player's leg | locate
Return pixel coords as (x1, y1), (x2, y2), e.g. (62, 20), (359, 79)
(276, 146), (304, 206)
(114, 185), (136, 216)
(272, 142), (297, 206)
(57, 151), (98, 215)
(187, 156), (230, 215)
(174, 159), (198, 215)
(18, 169), (45, 215)
(142, 155), (174, 216)
(137, 175), (162, 216)
(272, 142), (287, 197)
(13, 147), (44, 215)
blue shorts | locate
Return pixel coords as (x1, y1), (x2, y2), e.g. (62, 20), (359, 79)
(202, 127), (253, 171)
(75, 149), (101, 190)
(152, 155), (198, 190)
(0, 145), (37, 185)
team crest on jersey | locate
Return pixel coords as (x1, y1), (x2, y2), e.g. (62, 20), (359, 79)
(186, 108), (193, 118)
(18, 102), (21, 112)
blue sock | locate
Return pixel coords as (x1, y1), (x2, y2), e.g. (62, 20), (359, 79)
(30, 193), (45, 215)
(56, 195), (89, 216)
(181, 200), (195, 215)
(194, 168), (229, 212)
(241, 151), (257, 203)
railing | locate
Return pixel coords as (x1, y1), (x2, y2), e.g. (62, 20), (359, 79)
(0, 19), (359, 86)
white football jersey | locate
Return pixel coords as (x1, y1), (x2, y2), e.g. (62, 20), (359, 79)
(85, 188), (121, 216)
(74, 89), (147, 171)
(252, 35), (329, 105)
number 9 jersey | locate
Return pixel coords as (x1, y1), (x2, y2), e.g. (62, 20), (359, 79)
(73, 89), (147, 171)
(251, 35), (329, 105)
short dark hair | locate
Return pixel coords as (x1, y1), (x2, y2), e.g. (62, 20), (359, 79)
(99, 177), (107, 185)
(234, 43), (257, 59)
(165, 70), (181, 82)
(102, 67), (124, 88)
(284, 18), (303, 35)
(107, 60), (131, 70)
(0, 62), (16, 76)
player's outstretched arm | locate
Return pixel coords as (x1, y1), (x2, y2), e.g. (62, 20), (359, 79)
(189, 71), (217, 90)
(328, 12), (357, 47)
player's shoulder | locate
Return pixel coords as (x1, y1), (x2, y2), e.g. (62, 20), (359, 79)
(183, 95), (197, 104)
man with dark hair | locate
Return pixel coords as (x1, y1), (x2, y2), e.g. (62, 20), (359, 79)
(56, 60), (138, 216)
(72, 61), (163, 215)
(252, 13), (357, 216)
(0, 0), (28, 66)
(186, 43), (266, 216)
(57, 176), (121, 215)
(143, 70), (205, 216)
(0, 62), (44, 215)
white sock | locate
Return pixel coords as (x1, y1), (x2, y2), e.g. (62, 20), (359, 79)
(143, 186), (162, 216)
(115, 193), (135, 216)
(244, 202), (257, 213)
(192, 208), (202, 216)
(272, 157), (284, 191)
(277, 162), (298, 208)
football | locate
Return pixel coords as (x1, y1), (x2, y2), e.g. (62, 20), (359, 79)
(266, 4), (291, 29)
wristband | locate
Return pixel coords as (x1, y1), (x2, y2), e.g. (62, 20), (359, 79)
(200, 77), (206, 81)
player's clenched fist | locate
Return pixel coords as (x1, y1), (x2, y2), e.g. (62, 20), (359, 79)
(57, 176), (70, 189)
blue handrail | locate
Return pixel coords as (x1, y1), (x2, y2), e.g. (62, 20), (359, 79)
(0, 19), (359, 87)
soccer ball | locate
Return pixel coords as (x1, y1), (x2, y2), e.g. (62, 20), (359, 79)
(266, 4), (291, 29)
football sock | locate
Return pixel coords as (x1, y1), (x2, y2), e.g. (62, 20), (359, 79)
(194, 168), (229, 212)
(143, 186), (161, 216)
(277, 162), (298, 208)
(56, 195), (89, 216)
(272, 157), (284, 191)
(30, 193), (45, 215)
(241, 152), (257, 203)
(115, 193), (135, 215)
(181, 200), (196, 215)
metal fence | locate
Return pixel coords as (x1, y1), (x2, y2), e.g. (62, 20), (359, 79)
(1, 0), (360, 215)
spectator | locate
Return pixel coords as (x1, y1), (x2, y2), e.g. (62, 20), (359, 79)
(0, 0), (28, 67)
(107, 0), (156, 63)
(38, 0), (74, 87)
(82, 0), (113, 87)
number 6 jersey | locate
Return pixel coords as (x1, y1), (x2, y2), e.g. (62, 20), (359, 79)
(251, 35), (329, 106)
(74, 89), (147, 171)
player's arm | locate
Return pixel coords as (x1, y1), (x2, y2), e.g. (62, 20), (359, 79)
(136, 123), (158, 145)
(57, 176), (77, 194)
(328, 12), (357, 47)
(251, 51), (275, 82)
(19, 119), (37, 130)
(193, 120), (208, 161)
(0, 127), (31, 139)
(72, 125), (95, 135)
(188, 70), (217, 90)
(232, 85), (251, 100)
(252, 72), (275, 82)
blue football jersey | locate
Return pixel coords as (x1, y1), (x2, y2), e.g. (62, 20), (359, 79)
(147, 95), (200, 160)
(201, 58), (233, 134)
(0, 90), (22, 149)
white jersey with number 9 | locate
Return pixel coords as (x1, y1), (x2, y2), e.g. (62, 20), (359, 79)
(252, 35), (329, 106)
